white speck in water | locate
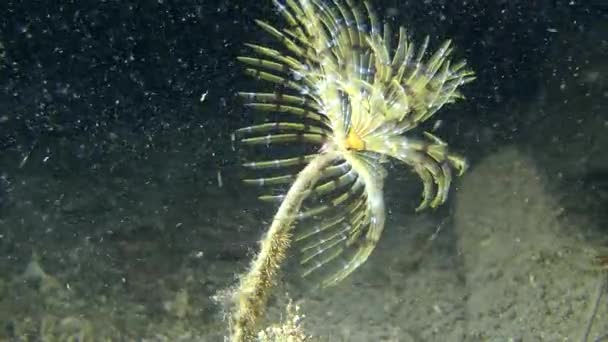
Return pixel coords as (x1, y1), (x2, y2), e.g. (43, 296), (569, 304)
(18, 154), (29, 168)
(217, 170), (223, 188)
(200, 90), (209, 103)
(432, 120), (443, 132)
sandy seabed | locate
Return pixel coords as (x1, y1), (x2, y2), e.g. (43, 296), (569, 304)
(1, 141), (606, 341)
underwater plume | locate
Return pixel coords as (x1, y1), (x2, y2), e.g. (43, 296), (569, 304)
(230, 0), (475, 340)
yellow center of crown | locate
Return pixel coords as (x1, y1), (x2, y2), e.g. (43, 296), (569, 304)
(345, 131), (365, 151)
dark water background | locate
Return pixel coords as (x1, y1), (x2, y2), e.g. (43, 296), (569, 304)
(1, 0), (605, 165)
